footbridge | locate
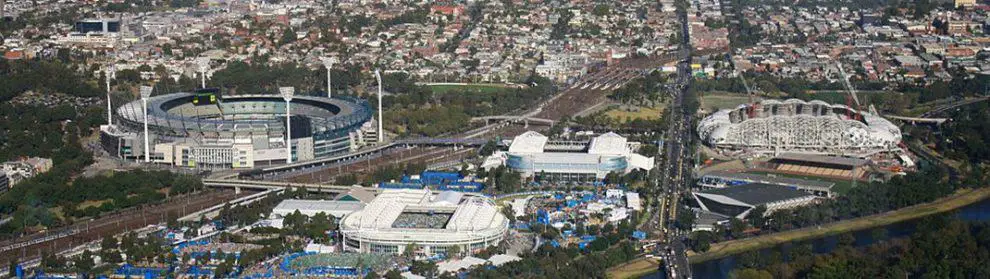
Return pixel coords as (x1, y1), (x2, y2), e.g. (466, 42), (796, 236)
(394, 137), (492, 147)
(883, 115), (949, 125)
(471, 115), (555, 127)
(203, 179), (376, 194)
(920, 96), (990, 118)
(883, 96), (990, 126)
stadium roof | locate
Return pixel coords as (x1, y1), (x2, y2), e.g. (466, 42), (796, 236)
(509, 131), (548, 153)
(702, 170), (835, 190)
(438, 257), (488, 274)
(701, 183), (812, 206)
(272, 199), (365, 217)
(488, 254), (522, 266)
(344, 189), (502, 231)
(588, 132), (629, 155)
(773, 153), (869, 167)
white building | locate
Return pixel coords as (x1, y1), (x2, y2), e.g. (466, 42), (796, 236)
(485, 131), (654, 182)
(272, 199), (366, 219)
(339, 189), (508, 257)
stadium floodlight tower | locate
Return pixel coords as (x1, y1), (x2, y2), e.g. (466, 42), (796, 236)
(280, 86), (295, 163)
(105, 63), (115, 126)
(374, 69), (384, 143)
(196, 57), (210, 88)
(320, 57), (338, 99)
(140, 85), (153, 163)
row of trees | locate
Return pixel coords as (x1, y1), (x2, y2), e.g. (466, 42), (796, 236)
(0, 169), (204, 234)
(936, 101), (990, 164)
(728, 216), (990, 279)
(0, 59), (102, 102)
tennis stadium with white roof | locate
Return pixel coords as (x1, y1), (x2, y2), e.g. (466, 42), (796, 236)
(339, 189), (508, 257)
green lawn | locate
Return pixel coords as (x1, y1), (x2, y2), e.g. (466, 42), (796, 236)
(701, 92), (754, 112)
(604, 105), (664, 122)
(427, 84), (516, 94)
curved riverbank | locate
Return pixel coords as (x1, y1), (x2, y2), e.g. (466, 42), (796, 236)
(689, 186), (990, 263)
(606, 257), (662, 279)
(606, 186), (990, 278)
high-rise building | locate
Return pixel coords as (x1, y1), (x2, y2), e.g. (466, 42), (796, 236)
(74, 19), (122, 34)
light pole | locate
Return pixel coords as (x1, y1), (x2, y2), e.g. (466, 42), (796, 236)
(197, 57), (210, 88)
(280, 87), (295, 163)
(106, 64), (115, 126)
(374, 69), (384, 143)
(320, 57), (337, 99)
(140, 85), (153, 163)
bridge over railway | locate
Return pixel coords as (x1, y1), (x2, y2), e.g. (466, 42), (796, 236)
(882, 115), (949, 125)
(203, 179), (371, 194)
(470, 115), (555, 127)
(921, 96), (990, 117)
(882, 96), (990, 126)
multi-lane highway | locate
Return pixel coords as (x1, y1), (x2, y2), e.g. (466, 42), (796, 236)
(645, 7), (696, 279)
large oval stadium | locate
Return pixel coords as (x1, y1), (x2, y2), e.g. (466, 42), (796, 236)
(100, 90), (375, 169)
(697, 99), (901, 157)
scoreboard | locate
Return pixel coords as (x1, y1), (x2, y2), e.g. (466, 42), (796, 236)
(192, 88), (220, 106)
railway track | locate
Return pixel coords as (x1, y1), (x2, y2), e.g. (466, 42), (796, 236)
(0, 190), (247, 265)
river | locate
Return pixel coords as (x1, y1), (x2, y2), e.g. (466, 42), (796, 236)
(641, 197), (990, 279)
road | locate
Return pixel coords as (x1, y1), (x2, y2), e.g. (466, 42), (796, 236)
(642, 6), (696, 279)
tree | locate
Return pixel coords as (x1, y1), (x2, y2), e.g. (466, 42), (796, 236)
(410, 260), (438, 277)
(101, 236), (118, 250)
(838, 233), (856, 246)
(747, 205), (767, 228)
(729, 218), (747, 239)
(385, 269), (403, 279)
(74, 250), (95, 272)
(404, 243), (419, 258)
(676, 207), (695, 230)
(691, 231), (713, 252)
(447, 245), (461, 258)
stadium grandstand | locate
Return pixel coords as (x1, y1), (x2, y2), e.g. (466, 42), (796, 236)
(762, 153), (869, 180)
(100, 91), (377, 169)
(697, 99), (901, 157)
(339, 189), (508, 257)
